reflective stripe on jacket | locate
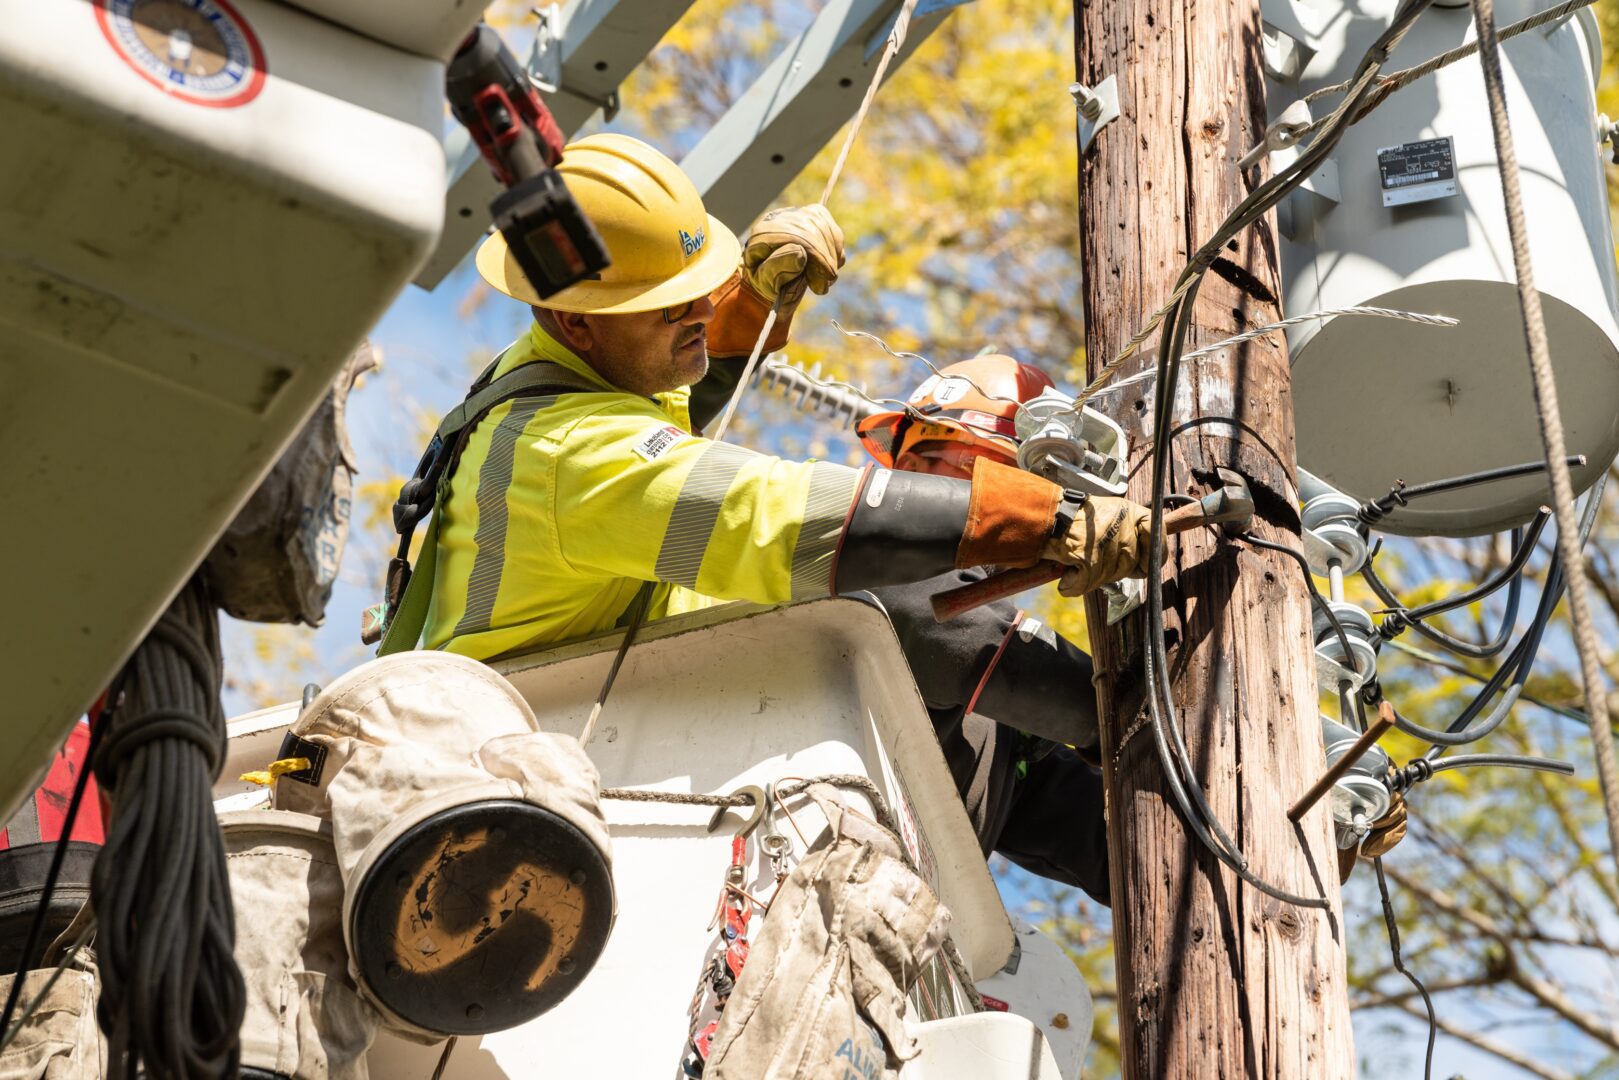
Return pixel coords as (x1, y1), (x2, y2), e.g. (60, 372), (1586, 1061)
(424, 321), (861, 659)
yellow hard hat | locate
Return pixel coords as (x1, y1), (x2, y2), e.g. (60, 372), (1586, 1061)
(476, 133), (741, 315)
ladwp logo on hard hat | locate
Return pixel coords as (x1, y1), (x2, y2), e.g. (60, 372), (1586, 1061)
(679, 226), (707, 259)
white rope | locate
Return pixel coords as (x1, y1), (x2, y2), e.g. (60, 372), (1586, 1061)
(709, 0), (923, 443)
(1470, 0), (1619, 866)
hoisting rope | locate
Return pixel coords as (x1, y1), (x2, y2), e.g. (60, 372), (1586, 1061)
(583, 0), (925, 739)
(600, 773), (986, 1012)
(1469, 0), (1619, 868)
(708, 0), (923, 442)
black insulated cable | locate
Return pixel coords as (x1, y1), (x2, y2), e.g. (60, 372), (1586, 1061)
(1375, 858), (1436, 1080)
(1357, 457), (1585, 526)
(1363, 521), (1537, 657)
(1390, 753), (1574, 793)
(1364, 513), (1546, 659)
(1404, 552), (1564, 754)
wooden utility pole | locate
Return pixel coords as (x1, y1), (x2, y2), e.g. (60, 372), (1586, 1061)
(1071, 0), (1356, 1074)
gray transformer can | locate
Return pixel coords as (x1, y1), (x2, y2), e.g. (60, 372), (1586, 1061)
(1264, 0), (1619, 536)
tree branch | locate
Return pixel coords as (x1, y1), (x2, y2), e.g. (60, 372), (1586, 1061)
(1387, 868), (1619, 1050)
(1389, 1000), (1574, 1080)
(1350, 974), (1496, 1012)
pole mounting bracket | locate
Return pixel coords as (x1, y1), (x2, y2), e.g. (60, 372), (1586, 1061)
(1070, 76), (1119, 154)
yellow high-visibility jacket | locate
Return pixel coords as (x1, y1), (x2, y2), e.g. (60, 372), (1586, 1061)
(424, 322), (862, 660)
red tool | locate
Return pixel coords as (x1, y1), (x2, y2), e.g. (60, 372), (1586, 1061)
(446, 24), (610, 298)
(682, 787), (768, 1077)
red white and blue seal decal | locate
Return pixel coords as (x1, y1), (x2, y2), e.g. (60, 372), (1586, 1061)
(95, 0), (266, 109)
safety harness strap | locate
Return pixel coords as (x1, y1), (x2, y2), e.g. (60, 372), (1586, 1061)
(373, 360), (608, 655)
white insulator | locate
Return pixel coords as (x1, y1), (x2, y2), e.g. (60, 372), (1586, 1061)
(1320, 714), (1394, 849)
(1301, 492), (1368, 575)
(1313, 602), (1378, 694)
(751, 359), (882, 427)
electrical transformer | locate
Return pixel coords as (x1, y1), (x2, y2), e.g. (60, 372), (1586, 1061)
(1264, 0), (1619, 536)
(0, 0), (473, 817)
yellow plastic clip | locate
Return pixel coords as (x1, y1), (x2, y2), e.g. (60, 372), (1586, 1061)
(239, 756), (312, 787)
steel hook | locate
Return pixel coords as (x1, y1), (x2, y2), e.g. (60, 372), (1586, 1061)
(707, 784), (767, 839)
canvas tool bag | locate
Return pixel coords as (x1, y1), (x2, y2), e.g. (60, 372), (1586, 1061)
(267, 651), (615, 1038)
(704, 784), (952, 1080)
(204, 342), (376, 627)
(222, 809), (377, 1080)
(0, 954), (103, 1080)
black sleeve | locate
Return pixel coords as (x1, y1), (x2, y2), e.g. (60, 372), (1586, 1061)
(834, 469), (972, 593)
(868, 571), (1099, 751)
(868, 569), (1009, 712)
(688, 356), (748, 434)
(997, 747), (1111, 904)
(975, 616), (1099, 752)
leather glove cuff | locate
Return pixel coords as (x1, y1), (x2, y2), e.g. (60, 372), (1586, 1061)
(956, 458), (1062, 570)
(706, 271), (798, 358)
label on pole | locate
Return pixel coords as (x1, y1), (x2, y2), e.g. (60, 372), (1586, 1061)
(1376, 137), (1458, 207)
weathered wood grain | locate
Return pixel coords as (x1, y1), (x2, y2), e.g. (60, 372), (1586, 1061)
(1072, 0), (1356, 1073)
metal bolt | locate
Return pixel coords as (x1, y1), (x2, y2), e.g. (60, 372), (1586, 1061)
(1069, 82), (1103, 121)
(466, 1003), (485, 1021)
(558, 956), (576, 975)
(386, 962), (403, 980)
(489, 826), (507, 844)
(569, 868), (587, 886)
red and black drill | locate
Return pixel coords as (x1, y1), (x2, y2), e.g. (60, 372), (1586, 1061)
(446, 24), (610, 298)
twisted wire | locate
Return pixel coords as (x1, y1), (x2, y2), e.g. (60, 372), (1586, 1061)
(828, 304), (1453, 430)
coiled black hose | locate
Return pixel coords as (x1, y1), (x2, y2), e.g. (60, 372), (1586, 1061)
(91, 575), (243, 1079)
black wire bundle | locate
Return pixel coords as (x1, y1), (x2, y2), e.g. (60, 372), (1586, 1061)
(90, 575), (244, 1079)
(1364, 513), (1545, 658)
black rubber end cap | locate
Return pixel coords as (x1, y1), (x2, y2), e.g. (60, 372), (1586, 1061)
(349, 800), (614, 1036)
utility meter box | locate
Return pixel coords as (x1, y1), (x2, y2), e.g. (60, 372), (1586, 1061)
(1264, 0), (1619, 536)
(0, 0), (447, 816)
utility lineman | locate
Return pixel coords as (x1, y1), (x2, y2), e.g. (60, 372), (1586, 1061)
(854, 356), (1112, 901)
(381, 134), (1152, 754)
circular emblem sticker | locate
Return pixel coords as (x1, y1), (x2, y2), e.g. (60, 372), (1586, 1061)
(95, 0), (266, 109)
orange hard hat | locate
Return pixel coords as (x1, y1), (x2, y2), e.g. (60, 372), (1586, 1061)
(856, 355), (1056, 469)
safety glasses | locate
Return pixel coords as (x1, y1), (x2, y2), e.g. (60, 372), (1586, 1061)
(661, 299), (697, 324)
